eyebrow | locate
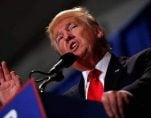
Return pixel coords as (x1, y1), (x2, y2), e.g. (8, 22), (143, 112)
(54, 20), (78, 39)
(65, 23), (72, 30)
(55, 23), (72, 37)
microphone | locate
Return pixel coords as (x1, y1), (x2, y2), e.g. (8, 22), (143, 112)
(48, 52), (77, 75)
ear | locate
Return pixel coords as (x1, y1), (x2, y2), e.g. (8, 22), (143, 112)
(95, 26), (104, 38)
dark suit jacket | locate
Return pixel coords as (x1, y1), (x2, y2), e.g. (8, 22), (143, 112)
(41, 48), (151, 117)
(63, 48), (151, 118)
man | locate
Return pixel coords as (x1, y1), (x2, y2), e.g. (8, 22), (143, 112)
(0, 7), (151, 118)
(46, 7), (151, 118)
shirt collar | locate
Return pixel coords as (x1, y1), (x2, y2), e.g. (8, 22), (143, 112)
(82, 52), (111, 82)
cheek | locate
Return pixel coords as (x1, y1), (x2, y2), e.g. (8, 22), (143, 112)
(81, 27), (95, 40)
(57, 43), (67, 54)
(80, 33), (95, 46)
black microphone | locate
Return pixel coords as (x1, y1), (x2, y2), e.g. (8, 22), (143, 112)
(48, 52), (77, 75)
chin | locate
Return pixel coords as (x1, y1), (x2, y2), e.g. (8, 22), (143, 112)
(72, 63), (84, 71)
(74, 50), (86, 57)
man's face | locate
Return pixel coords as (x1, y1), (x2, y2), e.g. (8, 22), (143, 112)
(52, 16), (103, 57)
(51, 16), (105, 70)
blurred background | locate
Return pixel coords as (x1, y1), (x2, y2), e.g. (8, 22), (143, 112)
(0, 0), (151, 89)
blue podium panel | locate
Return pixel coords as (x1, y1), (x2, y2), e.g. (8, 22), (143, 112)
(0, 80), (46, 118)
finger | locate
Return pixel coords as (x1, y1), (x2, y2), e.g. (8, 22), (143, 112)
(102, 94), (114, 118)
(1, 61), (12, 81)
(123, 93), (132, 104)
(116, 93), (125, 118)
(118, 91), (133, 118)
(0, 66), (5, 83)
(15, 75), (22, 88)
(119, 90), (133, 104)
(10, 71), (22, 88)
(108, 92), (121, 118)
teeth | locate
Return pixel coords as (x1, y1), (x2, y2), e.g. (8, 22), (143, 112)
(72, 43), (77, 49)
(70, 41), (79, 51)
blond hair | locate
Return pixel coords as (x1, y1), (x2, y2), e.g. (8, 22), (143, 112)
(46, 7), (99, 46)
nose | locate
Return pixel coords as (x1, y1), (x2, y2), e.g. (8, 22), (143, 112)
(64, 31), (74, 42)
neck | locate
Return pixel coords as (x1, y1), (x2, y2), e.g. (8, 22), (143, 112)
(73, 49), (108, 71)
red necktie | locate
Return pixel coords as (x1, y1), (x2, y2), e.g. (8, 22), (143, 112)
(87, 69), (104, 102)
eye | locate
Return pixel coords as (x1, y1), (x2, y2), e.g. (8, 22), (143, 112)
(68, 23), (77, 31)
(56, 34), (63, 44)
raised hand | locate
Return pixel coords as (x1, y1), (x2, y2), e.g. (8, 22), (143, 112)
(0, 61), (22, 107)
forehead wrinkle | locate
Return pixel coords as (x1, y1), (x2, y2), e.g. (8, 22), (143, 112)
(51, 12), (85, 31)
(53, 16), (83, 39)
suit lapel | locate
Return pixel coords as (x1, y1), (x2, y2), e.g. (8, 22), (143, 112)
(63, 73), (85, 99)
(104, 54), (128, 91)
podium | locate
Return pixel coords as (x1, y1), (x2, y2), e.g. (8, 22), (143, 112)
(41, 92), (107, 118)
(0, 80), (46, 118)
(0, 80), (107, 118)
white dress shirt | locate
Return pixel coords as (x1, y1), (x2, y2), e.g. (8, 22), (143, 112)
(82, 52), (111, 99)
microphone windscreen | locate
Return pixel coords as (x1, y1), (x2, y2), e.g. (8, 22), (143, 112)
(59, 53), (77, 68)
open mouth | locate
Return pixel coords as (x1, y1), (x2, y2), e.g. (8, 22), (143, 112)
(69, 41), (79, 52)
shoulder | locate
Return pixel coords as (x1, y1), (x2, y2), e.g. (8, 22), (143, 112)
(131, 48), (151, 58)
(125, 48), (151, 72)
(127, 48), (151, 63)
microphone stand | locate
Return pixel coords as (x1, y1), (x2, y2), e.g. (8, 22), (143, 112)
(28, 52), (77, 93)
(39, 71), (64, 93)
(29, 70), (64, 93)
